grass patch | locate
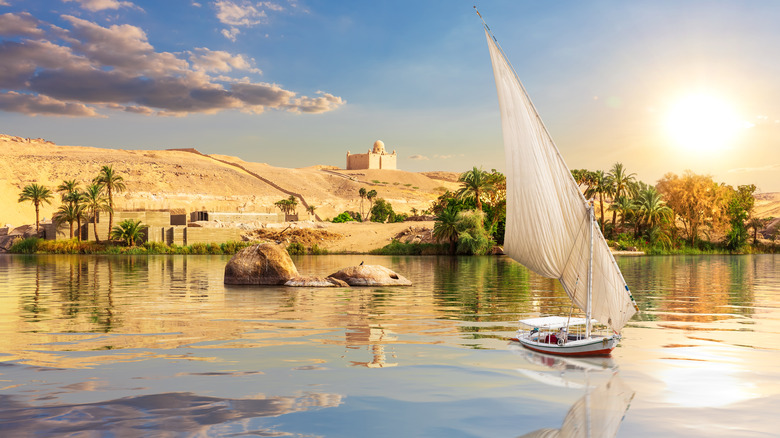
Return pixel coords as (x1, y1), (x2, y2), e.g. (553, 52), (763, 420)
(369, 239), (448, 255)
(8, 237), (254, 255)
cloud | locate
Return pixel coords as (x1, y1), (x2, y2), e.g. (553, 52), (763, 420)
(0, 12), (46, 38)
(0, 91), (101, 117)
(221, 27), (240, 41)
(62, 0), (141, 12)
(0, 0), (10, 6)
(0, 13), (345, 117)
(214, 0), (286, 41)
(728, 164), (780, 173)
(189, 47), (261, 74)
(408, 154), (429, 160)
(214, 0), (265, 26)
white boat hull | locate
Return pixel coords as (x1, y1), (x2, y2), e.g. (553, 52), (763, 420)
(511, 332), (620, 357)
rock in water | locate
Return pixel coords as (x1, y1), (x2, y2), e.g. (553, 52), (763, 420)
(328, 265), (412, 286)
(284, 276), (350, 287)
(224, 243), (299, 285)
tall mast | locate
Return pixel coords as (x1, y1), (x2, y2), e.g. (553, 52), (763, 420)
(587, 203), (593, 338)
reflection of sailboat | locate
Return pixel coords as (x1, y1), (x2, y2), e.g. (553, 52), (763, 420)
(477, 9), (638, 356)
(518, 375), (634, 438)
(512, 348), (634, 438)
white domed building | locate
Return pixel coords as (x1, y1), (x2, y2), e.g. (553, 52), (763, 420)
(346, 140), (397, 170)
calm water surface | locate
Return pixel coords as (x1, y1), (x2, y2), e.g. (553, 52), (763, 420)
(0, 254), (777, 437)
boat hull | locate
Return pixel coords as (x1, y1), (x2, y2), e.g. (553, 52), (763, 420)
(510, 333), (619, 357)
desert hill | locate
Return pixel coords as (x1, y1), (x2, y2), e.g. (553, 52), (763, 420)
(1, 134), (458, 227)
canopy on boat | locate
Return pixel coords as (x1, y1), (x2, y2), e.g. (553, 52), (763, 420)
(518, 316), (594, 330)
(484, 29), (637, 332)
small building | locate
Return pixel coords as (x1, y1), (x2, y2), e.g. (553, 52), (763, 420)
(346, 140), (397, 170)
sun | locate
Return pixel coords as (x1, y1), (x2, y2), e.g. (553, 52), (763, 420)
(665, 93), (745, 153)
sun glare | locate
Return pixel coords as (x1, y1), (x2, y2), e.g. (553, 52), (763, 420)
(665, 94), (746, 153)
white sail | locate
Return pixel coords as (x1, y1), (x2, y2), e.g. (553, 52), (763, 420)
(485, 29), (637, 332)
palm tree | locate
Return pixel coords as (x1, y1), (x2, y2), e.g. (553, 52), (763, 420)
(111, 219), (145, 247)
(584, 170), (612, 231)
(52, 203), (81, 239)
(608, 163), (636, 232)
(82, 183), (111, 242)
(456, 167), (494, 212)
(306, 205), (317, 220)
(358, 187), (367, 220)
(747, 217), (767, 245)
(286, 195), (298, 214)
(635, 187), (672, 236)
(609, 196), (636, 233)
(18, 183), (54, 233)
(366, 189), (377, 221)
(433, 205), (460, 255)
(93, 165), (126, 237)
(57, 180), (80, 202)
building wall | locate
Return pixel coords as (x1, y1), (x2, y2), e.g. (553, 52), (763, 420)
(347, 152), (397, 170)
(185, 227), (243, 245)
(190, 212), (284, 224)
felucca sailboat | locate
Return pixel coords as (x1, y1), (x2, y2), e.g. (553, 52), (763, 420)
(478, 9), (639, 356)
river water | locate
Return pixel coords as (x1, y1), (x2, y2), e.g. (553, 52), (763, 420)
(0, 254), (777, 437)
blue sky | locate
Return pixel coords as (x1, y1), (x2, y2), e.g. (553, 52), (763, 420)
(1, 0), (779, 192)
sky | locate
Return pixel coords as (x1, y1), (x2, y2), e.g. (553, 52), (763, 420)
(1, 0), (778, 192)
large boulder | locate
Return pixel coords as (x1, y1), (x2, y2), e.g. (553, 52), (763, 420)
(328, 264), (412, 286)
(224, 243), (299, 285)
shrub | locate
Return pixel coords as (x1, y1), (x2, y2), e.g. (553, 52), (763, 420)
(332, 212), (355, 223)
(309, 243), (328, 255)
(9, 237), (41, 253)
(287, 242), (305, 255)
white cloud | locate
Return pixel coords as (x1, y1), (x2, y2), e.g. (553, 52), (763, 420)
(409, 154), (429, 160)
(214, 0), (265, 27)
(62, 0), (141, 12)
(221, 27), (240, 42)
(189, 48), (261, 74)
(0, 12), (46, 37)
(0, 14), (345, 117)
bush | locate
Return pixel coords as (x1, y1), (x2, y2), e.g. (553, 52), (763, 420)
(287, 242), (305, 255)
(370, 239), (448, 255)
(332, 212), (355, 223)
(9, 237), (41, 253)
(309, 243), (328, 255)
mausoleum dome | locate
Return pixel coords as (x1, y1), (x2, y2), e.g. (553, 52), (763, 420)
(372, 140), (385, 154)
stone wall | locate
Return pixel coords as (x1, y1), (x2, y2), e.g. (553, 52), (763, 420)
(185, 227), (242, 245)
(190, 211), (284, 224)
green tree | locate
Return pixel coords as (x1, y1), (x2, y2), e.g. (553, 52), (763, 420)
(370, 198), (395, 223)
(657, 171), (730, 247)
(366, 189), (377, 221)
(456, 166), (495, 212)
(747, 217), (767, 246)
(82, 183), (111, 242)
(307, 205), (317, 220)
(610, 195), (636, 233)
(94, 165), (126, 236)
(52, 203), (82, 239)
(358, 187), (367, 220)
(608, 163), (636, 233)
(111, 219), (146, 247)
(433, 205), (460, 255)
(584, 170), (612, 232)
(18, 183), (54, 233)
(456, 210), (493, 255)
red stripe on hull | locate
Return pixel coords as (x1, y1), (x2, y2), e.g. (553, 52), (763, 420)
(509, 338), (614, 357)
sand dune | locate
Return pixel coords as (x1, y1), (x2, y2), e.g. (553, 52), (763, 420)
(1, 134), (458, 228)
